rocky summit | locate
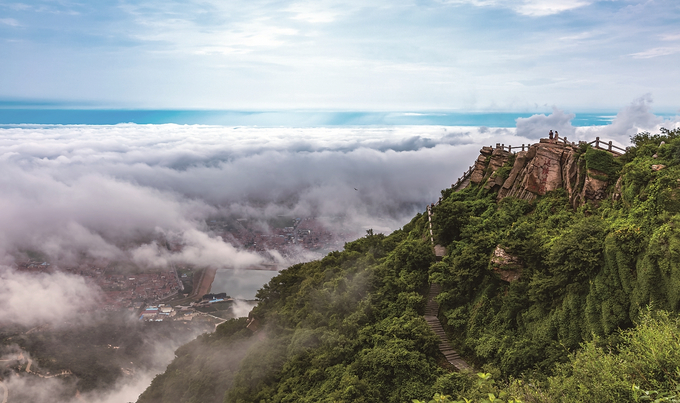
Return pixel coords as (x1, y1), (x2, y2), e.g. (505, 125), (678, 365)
(467, 137), (622, 208)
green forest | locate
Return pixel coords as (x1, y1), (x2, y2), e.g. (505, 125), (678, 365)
(138, 128), (680, 403)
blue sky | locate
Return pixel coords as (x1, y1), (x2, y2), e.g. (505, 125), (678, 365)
(1, 0), (679, 111)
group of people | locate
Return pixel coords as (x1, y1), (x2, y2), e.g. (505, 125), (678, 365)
(548, 130), (559, 140)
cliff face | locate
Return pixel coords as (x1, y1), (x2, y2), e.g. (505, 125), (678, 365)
(468, 138), (614, 208)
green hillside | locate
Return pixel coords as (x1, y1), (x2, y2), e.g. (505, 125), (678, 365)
(137, 128), (680, 403)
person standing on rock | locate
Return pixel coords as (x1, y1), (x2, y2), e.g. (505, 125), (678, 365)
(555, 131), (559, 141)
(549, 130), (554, 139)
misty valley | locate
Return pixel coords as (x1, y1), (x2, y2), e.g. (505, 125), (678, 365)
(0, 212), (361, 402)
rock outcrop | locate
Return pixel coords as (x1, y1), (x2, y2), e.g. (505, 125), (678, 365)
(490, 245), (522, 282)
(466, 138), (615, 208)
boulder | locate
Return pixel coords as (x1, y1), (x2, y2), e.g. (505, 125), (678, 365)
(469, 154), (488, 184)
(580, 169), (609, 201)
(490, 245), (522, 282)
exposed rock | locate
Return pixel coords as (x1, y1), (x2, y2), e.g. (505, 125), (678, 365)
(481, 146), (493, 155)
(497, 270), (521, 283)
(497, 142), (572, 201)
(561, 147), (580, 207)
(526, 145), (565, 194)
(579, 169), (609, 202)
(502, 151), (528, 191)
(652, 164), (666, 171)
(465, 138), (628, 207)
(490, 245), (522, 282)
(470, 154), (489, 184)
(482, 148), (511, 190)
(465, 139), (624, 207)
(471, 146), (512, 187)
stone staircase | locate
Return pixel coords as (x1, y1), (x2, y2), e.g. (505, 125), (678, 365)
(424, 283), (471, 371)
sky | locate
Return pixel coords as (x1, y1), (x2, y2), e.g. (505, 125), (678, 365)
(1, 0), (679, 111)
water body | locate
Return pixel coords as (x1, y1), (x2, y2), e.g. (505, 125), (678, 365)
(210, 268), (280, 300)
(2, 109), (676, 127)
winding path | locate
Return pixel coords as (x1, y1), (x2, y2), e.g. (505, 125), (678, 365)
(424, 283), (471, 371)
(425, 206), (471, 371)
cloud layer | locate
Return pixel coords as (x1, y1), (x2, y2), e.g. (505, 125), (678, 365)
(0, 126), (487, 258)
(0, 96), (677, 329)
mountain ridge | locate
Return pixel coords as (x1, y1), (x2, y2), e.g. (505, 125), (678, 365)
(138, 127), (680, 403)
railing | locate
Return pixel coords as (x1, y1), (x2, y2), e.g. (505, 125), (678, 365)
(451, 165), (474, 190)
(491, 142), (535, 153)
(491, 136), (626, 155)
(557, 136), (576, 147)
(587, 137), (627, 155)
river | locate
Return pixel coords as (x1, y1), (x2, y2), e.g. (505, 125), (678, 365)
(209, 268), (280, 300)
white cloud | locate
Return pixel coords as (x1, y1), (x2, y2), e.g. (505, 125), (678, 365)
(231, 299), (256, 317)
(0, 17), (20, 26)
(660, 33), (680, 41)
(131, 229), (265, 269)
(0, 333), (202, 403)
(287, 2), (341, 23)
(515, 0), (591, 16)
(0, 266), (100, 327)
(515, 107), (576, 139)
(440, 0), (592, 16)
(578, 94), (680, 143)
(630, 46), (680, 59)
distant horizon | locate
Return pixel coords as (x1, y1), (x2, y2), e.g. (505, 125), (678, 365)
(2, 108), (678, 127)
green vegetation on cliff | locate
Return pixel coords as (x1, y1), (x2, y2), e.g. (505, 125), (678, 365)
(138, 128), (680, 403)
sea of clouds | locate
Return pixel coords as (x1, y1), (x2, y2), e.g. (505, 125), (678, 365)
(1, 95), (679, 324)
(0, 95), (678, 402)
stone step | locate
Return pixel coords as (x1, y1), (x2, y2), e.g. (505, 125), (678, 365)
(424, 282), (471, 372)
